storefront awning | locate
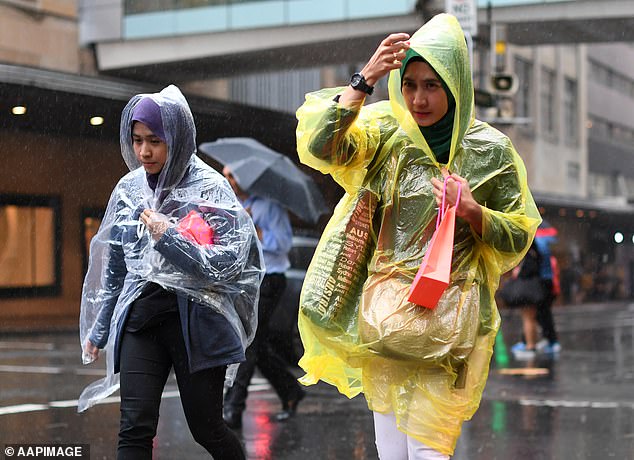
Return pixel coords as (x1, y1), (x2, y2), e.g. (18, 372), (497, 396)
(533, 192), (634, 216)
(0, 64), (297, 155)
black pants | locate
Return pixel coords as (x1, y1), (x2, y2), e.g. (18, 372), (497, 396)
(118, 315), (245, 460)
(536, 279), (558, 343)
(224, 273), (303, 413)
(521, 279), (558, 345)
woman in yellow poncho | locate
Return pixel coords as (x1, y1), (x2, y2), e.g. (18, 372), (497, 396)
(296, 13), (541, 459)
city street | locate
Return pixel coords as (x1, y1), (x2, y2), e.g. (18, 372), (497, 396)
(1, 301), (633, 459)
(2, 2), (634, 460)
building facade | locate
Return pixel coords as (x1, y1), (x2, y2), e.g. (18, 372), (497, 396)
(0, 0), (299, 327)
(2, 0), (633, 328)
(489, 40), (634, 303)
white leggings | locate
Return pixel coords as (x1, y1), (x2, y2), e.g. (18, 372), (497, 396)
(373, 412), (450, 460)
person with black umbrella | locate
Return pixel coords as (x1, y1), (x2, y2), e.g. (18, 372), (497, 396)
(222, 165), (306, 429)
(198, 137), (329, 225)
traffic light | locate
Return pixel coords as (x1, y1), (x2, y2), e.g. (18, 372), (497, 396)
(490, 74), (518, 95)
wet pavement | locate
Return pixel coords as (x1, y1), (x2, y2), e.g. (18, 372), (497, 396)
(1, 301), (633, 459)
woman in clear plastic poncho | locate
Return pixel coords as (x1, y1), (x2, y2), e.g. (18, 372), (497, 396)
(296, 14), (540, 458)
(79, 85), (263, 459)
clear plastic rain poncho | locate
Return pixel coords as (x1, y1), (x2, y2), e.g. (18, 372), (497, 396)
(296, 14), (541, 455)
(79, 85), (263, 412)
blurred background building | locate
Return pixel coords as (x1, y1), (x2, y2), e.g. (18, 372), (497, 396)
(1, 0), (633, 327)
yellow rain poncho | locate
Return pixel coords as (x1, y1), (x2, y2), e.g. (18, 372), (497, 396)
(295, 14), (541, 455)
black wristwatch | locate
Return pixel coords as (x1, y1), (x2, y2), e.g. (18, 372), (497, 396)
(350, 72), (374, 95)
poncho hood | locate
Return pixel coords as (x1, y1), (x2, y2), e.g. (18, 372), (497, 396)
(120, 85), (197, 206)
(388, 13), (474, 166)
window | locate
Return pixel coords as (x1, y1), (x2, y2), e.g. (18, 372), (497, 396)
(540, 67), (557, 139)
(591, 60), (610, 87)
(567, 162), (580, 190)
(231, 68), (321, 113)
(81, 207), (104, 274)
(564, 77), (578, 145)
(514, 56), (533, 119)
(589, 116), (609, 139)
(0, 195), (61, 297)
(589, 58), (634, 101)
(125, 0), (222, 15)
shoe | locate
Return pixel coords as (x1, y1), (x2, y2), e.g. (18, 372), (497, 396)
(513, 347), (537, 360)
(535, 338), (549, 351)
(542, 342), (562, 354)
(511, 342), (527, 353)
(274, 389), (305, 422)
(511, 342), (536, 360)
(223, 409), (242, 429)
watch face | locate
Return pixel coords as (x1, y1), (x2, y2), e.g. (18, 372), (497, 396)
(350, 73), (372, 95)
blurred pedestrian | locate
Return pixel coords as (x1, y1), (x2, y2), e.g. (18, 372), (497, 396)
(502, 240), (545, 359)
(222, 165), (306, 429)
(511, 224), (562, 355)
(79, 85), (264, 459)
(295, 13), (540, 459)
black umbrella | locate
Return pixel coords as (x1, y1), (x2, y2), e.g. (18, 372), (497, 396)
(198, 137), (329, 224)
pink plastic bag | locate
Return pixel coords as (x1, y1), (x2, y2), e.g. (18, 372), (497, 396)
(407, 178), (461, 309)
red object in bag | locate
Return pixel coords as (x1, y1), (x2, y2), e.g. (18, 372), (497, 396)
(176, 210), (214, 245)
(407, 178), (461, 309)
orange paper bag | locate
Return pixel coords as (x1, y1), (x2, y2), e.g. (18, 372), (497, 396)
(176, 210), (214, 246)
(408, 178), (461, 309)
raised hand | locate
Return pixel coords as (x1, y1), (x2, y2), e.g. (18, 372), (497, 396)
(338, 33), (410, 107)
(360, 33), (411, 86)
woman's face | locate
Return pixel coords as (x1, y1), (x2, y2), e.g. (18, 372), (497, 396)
(401, 61), (449, 127)
(132, 121), (168, 174)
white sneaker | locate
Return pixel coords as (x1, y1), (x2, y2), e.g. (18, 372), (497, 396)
(536, 339), (549, 351)
(542, 342), (562, 354)
(513, 348), (536, 360)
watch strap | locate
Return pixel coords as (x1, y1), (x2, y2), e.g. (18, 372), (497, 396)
(350, 72), (374, 95)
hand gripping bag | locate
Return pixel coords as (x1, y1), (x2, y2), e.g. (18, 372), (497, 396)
(408, 178), (461, 308)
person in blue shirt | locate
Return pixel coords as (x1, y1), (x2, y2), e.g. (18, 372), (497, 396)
(222, 165), (306, 429)
(511, 222), (561, 356)
(534, 231), (561, 352)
